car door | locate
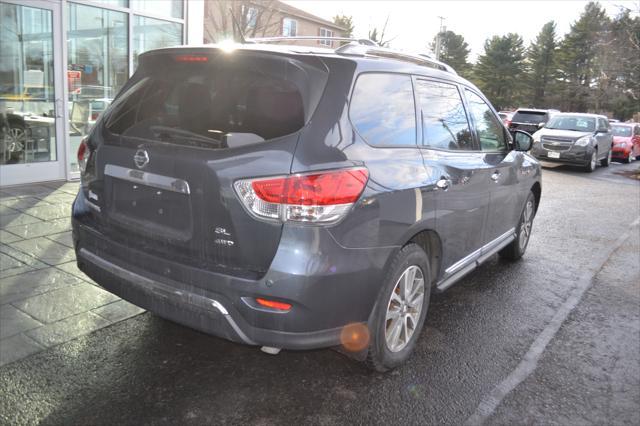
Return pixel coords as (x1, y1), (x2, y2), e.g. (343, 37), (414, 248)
(463, 89), (522, 251)
(413, 77), (489, 281)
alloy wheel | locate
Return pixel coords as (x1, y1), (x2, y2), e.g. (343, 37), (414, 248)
(385, 265), (425, 352)
(7, 127), (26, 153)
(519, 200), (534, 251)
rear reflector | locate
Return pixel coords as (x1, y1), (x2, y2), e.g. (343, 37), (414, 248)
(234, 168), (368, 224)
(256, 298), (292, 311)
(175, 54), (208, 62)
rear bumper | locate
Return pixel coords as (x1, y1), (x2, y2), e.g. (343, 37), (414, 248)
(72, 194), (394, 350)
(611, 146), (631, 158)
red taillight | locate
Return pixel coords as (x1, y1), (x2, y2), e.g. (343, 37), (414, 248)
(77, 137), (89, 173)
(175, 54), (208, 62)
(251, 169), (369, 206)
(91, 112), (99, 120)
(235, 168), (369, 224)
(256, 298), (292, 311)
(505, 120), (512, 127)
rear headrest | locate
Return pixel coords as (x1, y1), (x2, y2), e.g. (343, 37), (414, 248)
(245, 86), (304, 140)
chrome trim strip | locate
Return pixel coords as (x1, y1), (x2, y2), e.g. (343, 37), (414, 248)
(78, 248), (256, 345)
(86, 200), (101, 213)
(104, 164), (191, 195)
(445, 247), (482, 275)
(440, 228), (517, 290)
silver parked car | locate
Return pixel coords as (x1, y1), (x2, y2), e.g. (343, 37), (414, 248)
(531, 113), (613, 172)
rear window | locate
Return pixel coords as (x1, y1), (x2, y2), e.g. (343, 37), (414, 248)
(512, 111), (548, 124)
(105, 50), (328, 148)
(611, 125), (632, 137)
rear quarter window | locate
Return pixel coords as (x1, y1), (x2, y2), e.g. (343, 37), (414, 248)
(349, 73), (416, 147)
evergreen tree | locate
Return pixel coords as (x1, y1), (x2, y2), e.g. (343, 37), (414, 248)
(557, 2), (610, 112)
(473, 33), (526, 110)
(526, 21), (558, 108)
(430, 30), (471, 77)
(333, 14), (354, 38)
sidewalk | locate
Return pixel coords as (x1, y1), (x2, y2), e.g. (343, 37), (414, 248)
(0, 181), (144, 366)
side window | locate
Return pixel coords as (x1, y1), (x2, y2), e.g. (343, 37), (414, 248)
(350, 73), (416, 147)
(415, 79), (473, 150)
(464, 90), (507, 152)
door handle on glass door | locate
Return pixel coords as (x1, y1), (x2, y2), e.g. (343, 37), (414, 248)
(55, 99), (63, 118)
(436, 177), (451, 191)
(491, 171), (500, 182)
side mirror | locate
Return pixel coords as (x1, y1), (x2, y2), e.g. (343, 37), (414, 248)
(513, 130), (533, 151)
(537, 122), (546, 129)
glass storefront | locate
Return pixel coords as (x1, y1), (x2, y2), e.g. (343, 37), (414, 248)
(0, 0), (190, 185)
(1, 3), (57, 166)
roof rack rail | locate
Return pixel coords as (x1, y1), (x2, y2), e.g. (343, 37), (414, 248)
(335, 44), (457, 74)
(247, 36), (378, 46)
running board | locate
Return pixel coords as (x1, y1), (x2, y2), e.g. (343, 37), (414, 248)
(436, 229), (516, 292)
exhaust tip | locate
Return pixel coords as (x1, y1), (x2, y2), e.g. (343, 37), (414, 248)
(260, 346), (281, 355)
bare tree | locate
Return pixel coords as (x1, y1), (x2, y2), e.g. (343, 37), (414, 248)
(204, 1), (281, 43)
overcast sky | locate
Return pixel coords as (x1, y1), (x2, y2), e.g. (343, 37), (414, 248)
(284, 0), (639, 61)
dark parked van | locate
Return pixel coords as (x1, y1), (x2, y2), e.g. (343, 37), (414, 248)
(72, 41), (541, 371)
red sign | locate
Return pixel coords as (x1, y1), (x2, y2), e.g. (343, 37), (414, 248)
(67, 70), (81, 94)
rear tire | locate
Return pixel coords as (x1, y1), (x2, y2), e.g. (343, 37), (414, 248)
(365, 244), (431, 372)
(600, 148), (611, 167)
(499, 191), (536, 261)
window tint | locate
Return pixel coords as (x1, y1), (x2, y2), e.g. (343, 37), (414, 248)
(512, 111), (547, 124)
(611, 125), (632, 137)
(105, 53), (327, 147)
(350, 73), (416, 147)
(415, 79), (473, 150)
(465, 90), (507, 152)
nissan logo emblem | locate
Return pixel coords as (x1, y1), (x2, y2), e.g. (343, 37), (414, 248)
(133, 149), (149, 169)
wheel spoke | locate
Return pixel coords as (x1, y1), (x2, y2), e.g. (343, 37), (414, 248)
(408, 293), (424, 310)
(387, 316), (402, 349)
(386, 305), (401, 321)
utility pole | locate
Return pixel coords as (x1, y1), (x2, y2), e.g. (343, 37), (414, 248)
(435, 16), (446, 61)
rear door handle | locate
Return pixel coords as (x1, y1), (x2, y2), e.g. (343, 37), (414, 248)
(491, 171), (500, 182)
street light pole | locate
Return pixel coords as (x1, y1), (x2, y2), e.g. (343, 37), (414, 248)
(435, 16), (446, 61)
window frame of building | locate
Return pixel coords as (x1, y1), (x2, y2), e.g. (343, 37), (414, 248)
(282, 17), (297, 37)
(318, 27), (333, 46)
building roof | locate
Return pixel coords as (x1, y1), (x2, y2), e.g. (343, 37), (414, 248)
(275, 1), (347, 32)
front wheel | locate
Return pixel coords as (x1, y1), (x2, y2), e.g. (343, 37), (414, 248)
(499, 191), (536, 261)
(625, 151), (634, 164)
(584, 151), (597, 173)
(600, 148), (612, 167)
(365, 244), (431, 372)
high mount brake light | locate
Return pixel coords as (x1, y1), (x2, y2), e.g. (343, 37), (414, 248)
(175, 55), (208, 62)
(234, 168), (369, 224)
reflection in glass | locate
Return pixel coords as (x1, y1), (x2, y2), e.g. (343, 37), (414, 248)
(416, 80), (473, 150)
(465, 90), (506, 152)
(67, 2), (128, 172)
(133, 16), (183, 69)
(131, 0), (183, 19)
(350, 74), (416, 147)
(0, 3), (56, 165)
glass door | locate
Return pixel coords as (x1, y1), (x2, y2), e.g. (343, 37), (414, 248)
(0, 0), (65, 186)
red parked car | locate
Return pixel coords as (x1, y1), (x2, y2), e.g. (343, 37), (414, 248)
(611, 123), (640, 163)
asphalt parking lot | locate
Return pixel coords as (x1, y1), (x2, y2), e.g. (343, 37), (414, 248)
(1, 161), (639, 425)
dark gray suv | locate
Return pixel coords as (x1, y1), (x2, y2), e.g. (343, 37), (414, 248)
(72, 42), (541, 371)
